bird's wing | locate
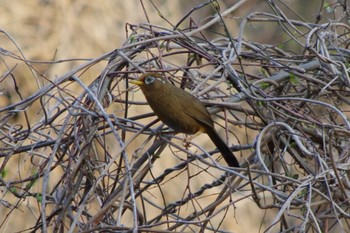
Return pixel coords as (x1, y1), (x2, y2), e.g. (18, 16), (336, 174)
(183, 95), (214, 129)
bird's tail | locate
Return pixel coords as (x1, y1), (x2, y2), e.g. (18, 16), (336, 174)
(205, 127), (240, 167)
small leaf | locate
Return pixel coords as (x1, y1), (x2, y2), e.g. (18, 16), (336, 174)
(289, 74), (299, 84)
(35, 193), (43, 203)
(324, 2), (333, 13)
(129, 36), (136, 43)
(256, 100), (264, 106)
(211, 0), (220, 11)
(1, 169), (7, 178)
(290, 141), (297, 148)
(259, 82), (270, 89)
(10, 187), (17, 193)
(261, 68), (270, 78)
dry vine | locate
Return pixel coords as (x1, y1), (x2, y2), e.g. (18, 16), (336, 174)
(1, 0), (350, 232)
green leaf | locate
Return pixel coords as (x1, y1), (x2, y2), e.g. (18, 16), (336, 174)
(1, 168), (7, 178)
(129, 36), (136, 44)
(210, 0), (220, 11)
(159, 41), (165, 49)
(324, 2), (333, 13)
(290, 141), (297, 148)
(289, 74), (299, 84)
(259, 82), (270, 89)
(256, 100), (265, 106)
(35, 193), (43, 203)
(10, 187), (17, 193)
(261, 68), (269, 78)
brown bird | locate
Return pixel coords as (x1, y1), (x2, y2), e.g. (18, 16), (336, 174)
(130, 73), (240, 167)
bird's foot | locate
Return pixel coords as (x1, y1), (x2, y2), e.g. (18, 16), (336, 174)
(182, 135), (193, 149)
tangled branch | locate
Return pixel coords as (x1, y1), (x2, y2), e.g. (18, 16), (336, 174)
(1, 1), (350, 232)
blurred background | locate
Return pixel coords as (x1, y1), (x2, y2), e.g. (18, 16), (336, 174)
(0, 0), (335, 109)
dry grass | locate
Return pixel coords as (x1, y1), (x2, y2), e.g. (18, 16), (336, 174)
(1, 0), (350, 232)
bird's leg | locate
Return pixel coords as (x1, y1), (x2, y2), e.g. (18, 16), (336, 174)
(182, 131), (202, 149)
(183, 135), (191, 149)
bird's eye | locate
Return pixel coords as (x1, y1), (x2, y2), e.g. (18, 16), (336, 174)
(144, 76), (155, 85)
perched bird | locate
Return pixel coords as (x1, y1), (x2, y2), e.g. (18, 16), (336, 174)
(130, 73), (239, 167)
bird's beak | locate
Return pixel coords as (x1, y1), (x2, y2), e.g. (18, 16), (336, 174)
(130, 80), (144, 86)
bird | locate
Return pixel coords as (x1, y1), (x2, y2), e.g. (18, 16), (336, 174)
(130, 73), (240, 167)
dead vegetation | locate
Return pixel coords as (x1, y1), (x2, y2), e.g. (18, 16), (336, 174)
(1, 0), (350, 232)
